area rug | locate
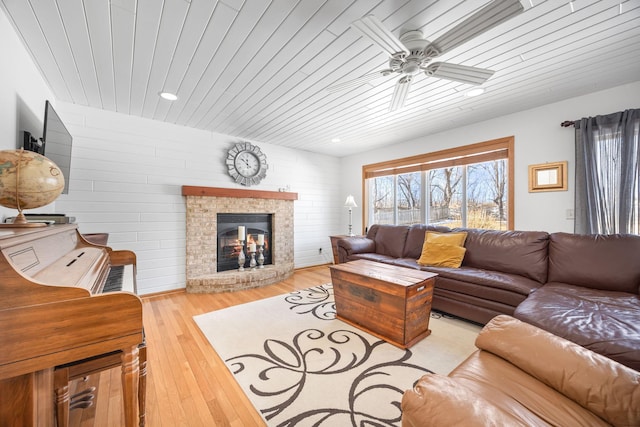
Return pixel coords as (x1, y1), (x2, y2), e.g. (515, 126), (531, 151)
(194, 283), (481, 426)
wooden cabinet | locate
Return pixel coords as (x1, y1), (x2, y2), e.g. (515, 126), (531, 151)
(329, 260), (437, 348)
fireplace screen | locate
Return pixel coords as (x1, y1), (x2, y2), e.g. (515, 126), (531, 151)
(217, 213), (272, 272)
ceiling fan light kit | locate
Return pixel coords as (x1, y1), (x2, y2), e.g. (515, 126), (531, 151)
(159, 91), (178, 101)
(465, 88), (486, 98)
(328, 0), (524, 111)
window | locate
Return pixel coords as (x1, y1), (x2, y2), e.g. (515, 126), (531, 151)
(364, 137), (514, 231)
(371, 175), (395, 224)
(397, 172), (422, 225)
(428, 166), (464, 227)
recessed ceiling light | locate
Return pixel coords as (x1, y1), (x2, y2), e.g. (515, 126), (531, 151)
(331, 138), (341, 143)
(464, 88), (485, 97)
(159, 91), (178, 101)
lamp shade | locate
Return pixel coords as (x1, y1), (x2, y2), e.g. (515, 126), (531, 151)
(344, 195), (357, 208)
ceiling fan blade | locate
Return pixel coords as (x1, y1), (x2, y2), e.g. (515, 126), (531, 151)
(389, 76), (412, 112)
(425, 0), (524, 58)
(425, 62), (494, 85)
(326, 70), (394, 93)
(352, 15), (409, 57)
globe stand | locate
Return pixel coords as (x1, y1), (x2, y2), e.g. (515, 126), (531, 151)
(0, 211), (47, 228)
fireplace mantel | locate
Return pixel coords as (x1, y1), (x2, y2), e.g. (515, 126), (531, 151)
(183, 186), (296, 293)
(182, 185), (298, 201)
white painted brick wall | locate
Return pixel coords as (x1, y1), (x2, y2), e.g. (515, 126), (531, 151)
(53, 102), (342, 294)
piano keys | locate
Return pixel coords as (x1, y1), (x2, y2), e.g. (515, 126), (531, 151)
(103, 265), (136, 294)
(104, 265), (125, 292)
(0, 224), (144, 427)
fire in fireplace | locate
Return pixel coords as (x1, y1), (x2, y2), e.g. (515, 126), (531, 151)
(217, 213), (272, 272)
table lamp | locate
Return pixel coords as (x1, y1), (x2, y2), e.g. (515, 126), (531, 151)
(344, 195), (357, 236)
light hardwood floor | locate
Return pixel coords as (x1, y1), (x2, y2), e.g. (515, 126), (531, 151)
(69, 265), (332, 427)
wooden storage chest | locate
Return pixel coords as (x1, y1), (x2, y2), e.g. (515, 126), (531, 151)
(329, 259), (437, 348)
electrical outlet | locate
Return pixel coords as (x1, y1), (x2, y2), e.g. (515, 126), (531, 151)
(318, 248), (322, 254)
(566, 209), (575, 219)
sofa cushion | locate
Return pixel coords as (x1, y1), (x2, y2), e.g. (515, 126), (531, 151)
(402, 224), (452, 258)
(371, 224), (409, 258)
(421, 265), (541, 298)
(476, 315), (640, 427)
(346, 252), (397, 265)
(514, 283), (640, 371)
(457, 229), (549, 283)
(431, 287), (519, 324)
(548, 232), (640, 294)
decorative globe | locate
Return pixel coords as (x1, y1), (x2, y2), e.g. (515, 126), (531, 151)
(0, 149), (65, 226)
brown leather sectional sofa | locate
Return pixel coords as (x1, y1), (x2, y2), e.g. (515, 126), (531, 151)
(335, 224), (640, 370)
(401, 315), (640, 427)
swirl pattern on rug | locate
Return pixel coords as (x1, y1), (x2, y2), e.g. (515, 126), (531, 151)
(224, 284), (432, 426)
(284, 283), (335, 320)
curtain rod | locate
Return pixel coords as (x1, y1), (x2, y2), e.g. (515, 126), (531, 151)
(560, 120), (575, 127)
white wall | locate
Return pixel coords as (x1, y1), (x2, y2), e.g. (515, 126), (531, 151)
(0, 9), (55, 217)
(341, 81), (640, 235)
(53, 102), (341, 294)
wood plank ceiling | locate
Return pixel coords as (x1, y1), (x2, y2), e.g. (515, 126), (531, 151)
(2, 0), (639, 157)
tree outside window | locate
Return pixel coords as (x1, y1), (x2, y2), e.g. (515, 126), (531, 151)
(371, 175), (394, 224)
(429, 167), (463, 227)
(397, 172), (421, 225)
(468, 160), (508, 229)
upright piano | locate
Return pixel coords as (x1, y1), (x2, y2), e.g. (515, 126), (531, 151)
(0, 224), (145, 427)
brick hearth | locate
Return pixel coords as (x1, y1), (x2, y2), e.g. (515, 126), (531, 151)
(183, 186), (297, 293)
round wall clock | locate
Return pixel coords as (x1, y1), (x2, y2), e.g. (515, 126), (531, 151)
(226, 142), (268, 186)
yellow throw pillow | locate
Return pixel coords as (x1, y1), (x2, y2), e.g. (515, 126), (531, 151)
(417, 231), (468, 268)
(425, 231), (468, 246)
(417, 242), (467, 268)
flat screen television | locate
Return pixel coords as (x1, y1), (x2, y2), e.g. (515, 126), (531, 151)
(41, 100), (73, 194)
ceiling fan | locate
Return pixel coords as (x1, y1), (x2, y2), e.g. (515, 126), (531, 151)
(328, 0), (525, 111)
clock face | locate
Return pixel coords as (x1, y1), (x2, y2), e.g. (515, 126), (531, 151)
(226, 142), (268, 186)
(234, 151), (260, 177)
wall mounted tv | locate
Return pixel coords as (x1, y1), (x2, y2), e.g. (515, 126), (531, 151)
(24, 100), (73, 194)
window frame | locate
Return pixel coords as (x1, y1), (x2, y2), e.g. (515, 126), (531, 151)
(361, 136), (514, 231)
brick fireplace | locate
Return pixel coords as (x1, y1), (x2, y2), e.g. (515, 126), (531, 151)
(183, 186), (297, 293)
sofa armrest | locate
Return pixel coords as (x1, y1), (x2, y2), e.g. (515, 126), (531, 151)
(336, 237), (375, 263)
(401, 374), (528, 427)
(477, 315), (640, 427)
